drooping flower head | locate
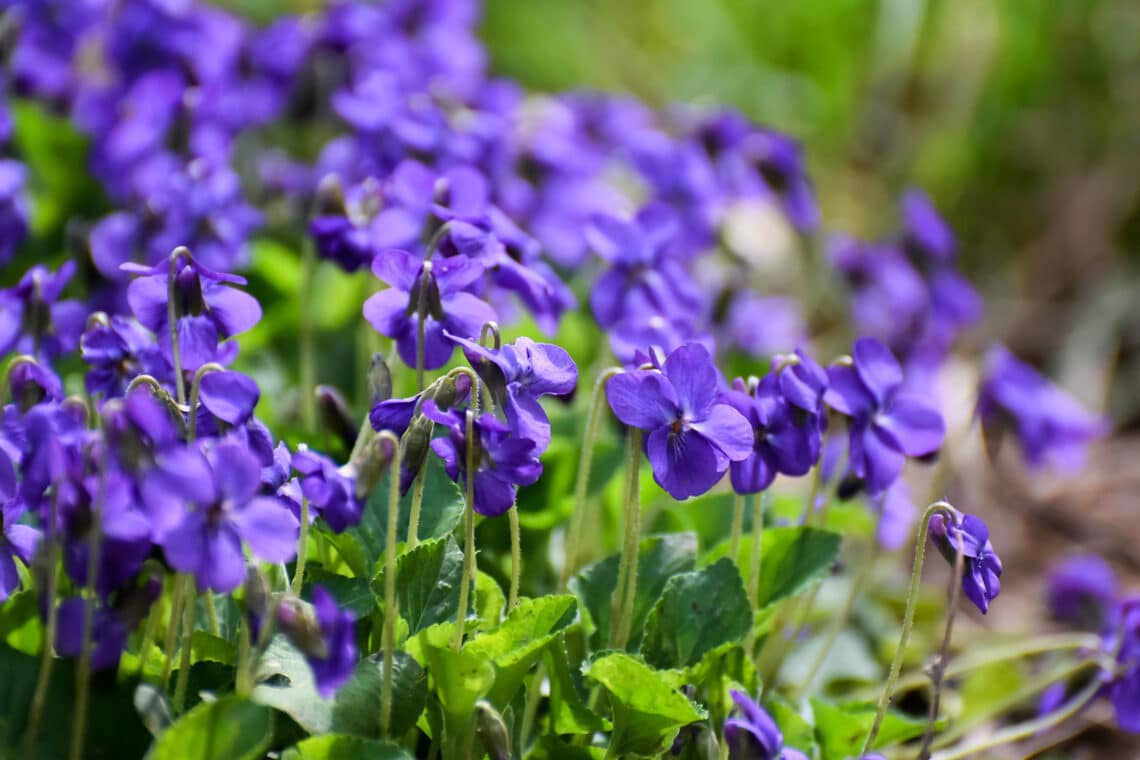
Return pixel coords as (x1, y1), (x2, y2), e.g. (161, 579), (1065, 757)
(723, 689), (809, 760)
(977, 344), (1107, 472)
(928, 509), (1003, 614)
(449, 334), (578, 451)
(0, 261), (86, 362)
(277, 586), (358, 699)
(422, 400), (542, 517)
(824, 338), (945, 495)
(607, 342), (752, 500)
(80, 315), (168, 398)
(363, 249), (496, 371)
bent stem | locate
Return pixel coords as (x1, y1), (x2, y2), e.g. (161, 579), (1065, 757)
(378, 431), (403, 737)
(187, 363), (225, 442)
(23, 492), (61, 758)
(560, 367), (622, 590)
(452, 410), (478, 652)
(292, 498), (310, 595)
(861, 501), (954, 755)
(916, 537), (966, 760)
(609, 429), (643, 651)
(167, 247), (192, 404)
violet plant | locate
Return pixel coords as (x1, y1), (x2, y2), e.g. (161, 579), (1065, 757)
(0, 1), (1127, 759)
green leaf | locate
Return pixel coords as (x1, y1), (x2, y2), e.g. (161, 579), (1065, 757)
(190, 631), (237, 666)
(685, 642), (756, 739)
(473, 571), (506, 633)
(465, 595), (577, 709)
(641, 558), (752, 669)
(525, 735), (606, 759)
(810, 699), (931, 760)
(767, 695), (815, 756)
(303, 567), (376, 618)
(584, 652), (704, 757)
(0, 590), (43, 655)
(570, 533), (697, 651)
(251, 636), (426, 739)
(757, 526), (841, 608)
(412, 624), (495, 755)
(282, 735), (415, 760)
(342, 456), (464, 577)
(148, 696), (272, 760)
(251, 238), (302, 295)
(542, 634), (607, 735)
(0, 642), (150, 757)
(371, 537), (463, 635)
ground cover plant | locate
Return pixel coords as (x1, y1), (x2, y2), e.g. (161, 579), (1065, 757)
(0, 1), (1133, 758)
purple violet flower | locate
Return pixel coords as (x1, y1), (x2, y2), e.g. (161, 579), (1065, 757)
(606, 342), (752, 500)
(149, 440), (299, 592)
(448, 334), (578, 451)
(0, 261), (86, 362)
(0, 160), (29, 267)
(929, 510), (1003, 614)
(0, 452), (38, 603)
(80, 315), (168, 398)
(824, 338), (945, 495)
(282, 586), (358, 699)
(900, 189), (956, 264)
(977, 344), (1107, 472)
(723, 689), (809, 760)
(1048, 554), (1117, 628)
(363, 250), (496, 371)
(1105, 598), (1140, 733)
(422, 400), (542, 517)
(292, 447), (363, 533)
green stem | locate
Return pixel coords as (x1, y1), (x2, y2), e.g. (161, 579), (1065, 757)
(609, 429), (643, 651)
(729, 492), (745, 563)
(748, 492), (765, 606)
(205, 593), (220, 637)
(916, 536), (966, 760)
(928, 661), (1106, 760)
(378, 431), (402, 737)
(173, 575), (196, 713)
(560, 368), (622, 589)
(415, 265), (431, 393)
(406, 465), (428, 551)
(860, 501), (953, 755)
(519, 663), (545, 750)
(299, 240), (318, 432)
(24, 492), (61, 759)
(187, 363), (225, 442)
(452, 410), (478, 652)
(292, 498), (310, 595)
(70, 469), (107, 760)
(159, 577), (186, 690)
(507, 505), (521, 611)
(235, 621), (252, 697)
(136, 601), (161, 679)
(167, 248), (191, 404)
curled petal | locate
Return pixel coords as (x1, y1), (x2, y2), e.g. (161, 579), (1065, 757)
(606, 371), (677, 431)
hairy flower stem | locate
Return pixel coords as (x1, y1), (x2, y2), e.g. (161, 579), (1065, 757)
(916, 539), (966, 760)
(748, 492), (765, 606)
(415, 269), (431, 393)
(560, 367), (622, 590)
(204, 594), (220, 637)
(167, 247), (191, 404)
(508, 505), (521, 611)
(861, 501), (954, 755)
(928, 660), (1106, 760)
(23, 492), (61, 759)
(729, 492), (746, 564)
(378, 431), (403, 737)
(136, 602), (161, 678)
(69, 468), (107, 760)
(173, 575), (196, 713)
(159, 577), (186, 690)
(235, 622), (252, 696)
(452, 410), (478, 652)
(609, 429), (643, 651)
(299, 240), (318, 432)
(405, 466), (428, 550)
(291, 498), (310, 595)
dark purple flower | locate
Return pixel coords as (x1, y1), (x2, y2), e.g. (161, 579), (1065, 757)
(422, 400), (542, 517)
(824, 338), (945, 495)
(0, 160), (29, 267)
(305, 586), (358, 699)
(1048, 554), (1117, 628)
(977, 344), (1107, 472)
(449, 334), (578, 451)
(734, 128), (819, 233)
(8, 359), (64, 412)
(586, 204), (702, 329)
(80, 315), (168, 398)
(0, 261), (86, 362)
(608, 314), (713, 368)
(721, 374), (820, 495)
(197, 370), (261, 427)
(0, 452), (38, 602)
(929, 510), (1003, 614)
(723, 689), (809, 760)
(606, 343), (752, 500)
(900, 189), (955, 263)
(292, 447), (362, 533)
(124, 250), (262, 373)
(149, 441), (299, 592)
(363, 250), (496, 371)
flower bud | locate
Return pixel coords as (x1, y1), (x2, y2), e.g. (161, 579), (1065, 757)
(400, 415), (434, 475)
(475, 700), (511, 760)
(429, 372), (471, 411)
(276, 597), (329, 660)
(368, 353), (393, 403)
(354, 433), (397, 500)
(316, 385), (358, 450)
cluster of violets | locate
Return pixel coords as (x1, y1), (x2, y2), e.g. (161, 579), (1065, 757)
(0, 0), (1127, 756)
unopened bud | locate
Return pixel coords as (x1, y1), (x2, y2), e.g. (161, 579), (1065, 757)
(315, 174), (347, 217)
(354, 434), (397, 500)
(275, 598), (329, 660)
(316, 385), (358, 450)
(475, 700), (511, 760)
(400, 415), (434, 474)
(244, 568), (271, 623)
(368, 353), (393, 403)
(429, 372), (471, 411)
